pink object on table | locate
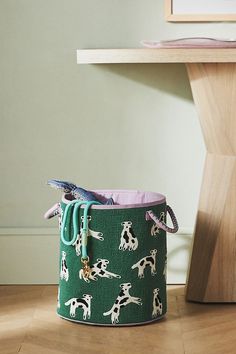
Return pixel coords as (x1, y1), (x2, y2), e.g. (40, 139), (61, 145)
(141, 37), (236, 49)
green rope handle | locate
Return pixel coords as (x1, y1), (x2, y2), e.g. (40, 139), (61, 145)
(60, 200), (101, 259)
(60, 200), (83, 246)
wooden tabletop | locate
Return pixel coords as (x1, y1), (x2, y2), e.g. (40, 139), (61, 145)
(77, 48), (236, 64)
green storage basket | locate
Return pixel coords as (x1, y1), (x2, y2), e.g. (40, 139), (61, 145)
(56, 189), (178, 326)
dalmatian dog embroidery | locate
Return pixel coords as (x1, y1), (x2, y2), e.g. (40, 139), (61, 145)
(119, 221), (138, 251)
(152, 288), (163, 318)
(60, 251), (69, 281)
(103, 283), (142, 324)
(79, 258), (121, 283)
(65, 294), (92, 319)
(151, 212), (165, 236)
(131, 249), (157, 278)
(73, 215), (104, 256)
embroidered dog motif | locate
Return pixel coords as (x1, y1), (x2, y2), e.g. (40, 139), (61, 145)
(119, 221), (138, 251)
(152, 288), (163, 317)
(60, 251), (69, 281)
(79, 258), (121, 283)
(73, 215), (104, 256)
(65, 294), (92, 319)
(131, 249), (157, 278)
(103, 283), (142, 324)
(151, 212), (165, 236)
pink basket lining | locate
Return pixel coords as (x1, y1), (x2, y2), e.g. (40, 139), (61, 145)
(62, 189), (166, 210)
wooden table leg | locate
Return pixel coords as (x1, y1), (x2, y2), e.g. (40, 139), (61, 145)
(185, 63), (236, 302)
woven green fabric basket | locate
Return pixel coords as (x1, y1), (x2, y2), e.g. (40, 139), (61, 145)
(56, 190), (178, 326)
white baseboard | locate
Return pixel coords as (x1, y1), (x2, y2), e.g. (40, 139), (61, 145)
(0, 227), (58, 235)
(0, 227), (192, 284)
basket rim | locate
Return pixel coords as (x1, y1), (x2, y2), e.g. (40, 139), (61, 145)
(61, 189), (166, 210)
(57, 313), (166, 326)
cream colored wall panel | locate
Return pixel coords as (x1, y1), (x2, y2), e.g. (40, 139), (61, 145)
(167, 231), (192, 284)
(0, 232), (59, 284)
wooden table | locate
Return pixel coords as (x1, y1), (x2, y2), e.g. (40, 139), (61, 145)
(77, 48), (236, 302)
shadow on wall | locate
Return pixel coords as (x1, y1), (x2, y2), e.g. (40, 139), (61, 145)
(98, 63), (193, 101)
(167, 233), (193, 284)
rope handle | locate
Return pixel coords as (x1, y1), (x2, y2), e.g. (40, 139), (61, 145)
(60, 200), (101, 280)
(60, 200), (101, 253)
(145, 205), (179, 234)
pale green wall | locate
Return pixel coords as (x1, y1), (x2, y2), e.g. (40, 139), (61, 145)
(1, 1), (236, 283)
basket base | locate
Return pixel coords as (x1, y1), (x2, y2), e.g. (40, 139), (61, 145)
(57, 313), (166, 327)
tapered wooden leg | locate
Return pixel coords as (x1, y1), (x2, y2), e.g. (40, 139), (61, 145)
(185, 63), (236, 302)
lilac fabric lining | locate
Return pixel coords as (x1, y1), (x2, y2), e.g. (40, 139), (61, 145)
(141, 37), (236, 49)
(61, 189), (166, 210)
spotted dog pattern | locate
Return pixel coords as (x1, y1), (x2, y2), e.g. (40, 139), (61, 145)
(65, 294), (92, 319)
(131, 249), (157, 278)
(72, 215), (104, 256)
(45, 180), (170, 325)
(60, 251), (69, 281)
(103, 283), (142, 324)
(152, 288), (163, 318)
(119, 221), (138, 251)
(79, 258), (121, 283)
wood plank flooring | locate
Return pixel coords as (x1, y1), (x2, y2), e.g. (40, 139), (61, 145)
(1, 285), (236, 354)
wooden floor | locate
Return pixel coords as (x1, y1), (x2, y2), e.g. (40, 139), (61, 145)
(1, 285), (236, 354)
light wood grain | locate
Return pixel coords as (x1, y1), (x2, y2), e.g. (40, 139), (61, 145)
(185, 63), (236, 302)
(1, 285), (236, 354)
(165, 0), (236, 22)
(166, 13), (236, 22)
(76, 48), (236, 64)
